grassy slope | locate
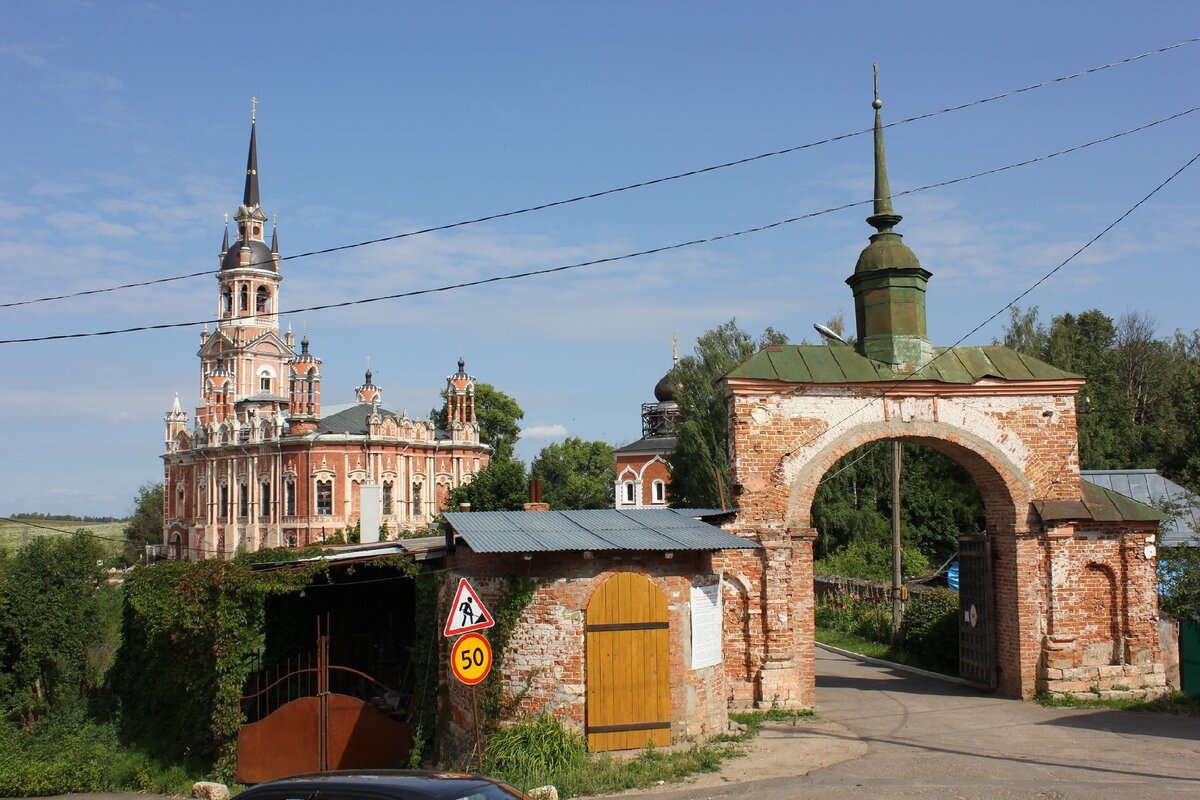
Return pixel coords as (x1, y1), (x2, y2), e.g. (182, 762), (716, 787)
(0, 520), (127, 558)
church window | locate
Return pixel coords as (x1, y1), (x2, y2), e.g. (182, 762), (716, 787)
(240, 285), (250, 311)
(411, 483), (423, 516)
(286, 533), (297, 548)
(316, 480), (333, 515)
(382, 481), (393, 514)
(221, 287), (232, 315)
(176, 485), (184, 516)
(285, 480), (296, 516)
(653, 480), (666, 504)
(256, 286), (269, 314)
(623, 481), (635, 504)
(260, 480), (271, 519)
(260, 374), (271, 392)
(239, 482), (249, 518)
(219, 484), (230, 519)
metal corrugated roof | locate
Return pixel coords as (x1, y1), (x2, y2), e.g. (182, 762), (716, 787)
(726, 344), (1080, 384)
(1081, 470), (1199, 547)
(443, 508), (758, 553)
(1035, 480), (1165, 527)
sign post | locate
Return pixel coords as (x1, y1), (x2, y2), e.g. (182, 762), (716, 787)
(445, 579), (495, 773)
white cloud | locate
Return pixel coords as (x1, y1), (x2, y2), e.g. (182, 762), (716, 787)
(522, 423), (568, 440)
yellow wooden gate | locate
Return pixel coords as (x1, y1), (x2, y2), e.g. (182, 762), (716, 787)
(585, 572), (671, 752)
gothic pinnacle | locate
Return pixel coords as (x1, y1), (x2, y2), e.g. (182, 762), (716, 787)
(867, 64), (901, 234)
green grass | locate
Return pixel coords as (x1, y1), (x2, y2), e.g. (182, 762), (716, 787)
(0, 519), (127, 559)
(1035, 690), (1200, 715)
(484, 709), (813, 798)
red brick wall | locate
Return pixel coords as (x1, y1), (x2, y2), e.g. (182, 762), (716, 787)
(615, 454), (671, 506)
(441, 548), (729, 758)
(720, 381), (1163, 701)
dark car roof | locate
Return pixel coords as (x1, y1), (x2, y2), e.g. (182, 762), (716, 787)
(237, 770), (529, 800)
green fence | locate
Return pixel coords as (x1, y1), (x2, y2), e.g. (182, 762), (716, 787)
(1182, 619), (1200, 699)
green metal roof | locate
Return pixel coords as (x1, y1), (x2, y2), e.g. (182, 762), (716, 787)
(725, 344), (1080, 385)
(1034, 480), (1164, 524)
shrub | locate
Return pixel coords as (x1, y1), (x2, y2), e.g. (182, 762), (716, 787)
(898, 588), (959, 674)
(814, 538), (931, 582)
(815, 593), (891, 645)
(484, 714), (587, 791)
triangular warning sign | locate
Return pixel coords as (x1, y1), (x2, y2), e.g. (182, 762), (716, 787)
(444, 577), (495, 637)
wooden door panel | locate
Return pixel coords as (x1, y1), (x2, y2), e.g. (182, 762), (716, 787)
(586, 573), (671, 752)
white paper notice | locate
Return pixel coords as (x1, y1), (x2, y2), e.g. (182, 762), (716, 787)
(690, 583), (722, 669)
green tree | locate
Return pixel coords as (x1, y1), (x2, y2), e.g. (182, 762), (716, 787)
(0, 533), (110, 724)
(530, 438), (615, 509)
(446, 458), (529, 512)
(123, 481), (163, 564)
(669, 319), (788, 508)
(431, 383), (524, 461)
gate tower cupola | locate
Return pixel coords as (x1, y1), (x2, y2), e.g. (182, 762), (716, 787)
(355, 359), (382, 404)
(846, 68), (933, 371)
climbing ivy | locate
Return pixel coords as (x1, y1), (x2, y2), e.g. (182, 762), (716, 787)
(478, 575), (539, 731)
(111, 552), (330, 780)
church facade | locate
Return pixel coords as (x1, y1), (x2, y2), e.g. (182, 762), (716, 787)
(161, 120), (490, 560)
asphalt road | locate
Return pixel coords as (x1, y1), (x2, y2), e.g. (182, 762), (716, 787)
(631, 649), (1200, 800)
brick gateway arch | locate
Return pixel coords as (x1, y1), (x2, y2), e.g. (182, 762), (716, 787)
(712, 84), (1166, 704)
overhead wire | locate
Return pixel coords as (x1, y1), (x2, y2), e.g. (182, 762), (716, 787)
(771, 147), (1200, 473)
(2, 36), (1196, 311)
(2, 106), (1195, 346)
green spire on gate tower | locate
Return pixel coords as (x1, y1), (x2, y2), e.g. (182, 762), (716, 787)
(846, 66), (934, 371)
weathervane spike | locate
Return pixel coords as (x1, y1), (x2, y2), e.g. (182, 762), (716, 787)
(251, 96), (257, 124)
(672, 333), (679, 366)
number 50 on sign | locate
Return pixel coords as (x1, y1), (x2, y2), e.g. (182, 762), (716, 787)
(450, 632), (493, 685)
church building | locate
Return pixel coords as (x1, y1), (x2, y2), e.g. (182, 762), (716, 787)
(161, 117), (491, 560)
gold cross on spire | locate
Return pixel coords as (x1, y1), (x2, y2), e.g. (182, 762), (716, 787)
(672, 333), (679, 366)
(873, 64), (880, 107)
(251, 96), (258, 123)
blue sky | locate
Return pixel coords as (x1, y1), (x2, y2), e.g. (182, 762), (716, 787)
(0, 1), (1196, 517)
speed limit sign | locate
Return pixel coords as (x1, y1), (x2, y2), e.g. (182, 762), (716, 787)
(450, 632), (493, 685)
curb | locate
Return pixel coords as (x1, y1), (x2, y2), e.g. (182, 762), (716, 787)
(815, 641), (980, 688)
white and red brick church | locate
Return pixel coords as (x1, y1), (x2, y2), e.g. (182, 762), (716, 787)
(161, 118), (490, 560)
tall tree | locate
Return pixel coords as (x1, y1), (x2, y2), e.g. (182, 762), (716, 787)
(530, 438), (615, 510)
(445, 458), (529, 512)
(431, 383), (524, 461)
(123, 481), (163, 564)
(668, 320), (788, 508)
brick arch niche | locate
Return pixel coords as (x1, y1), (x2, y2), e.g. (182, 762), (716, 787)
(715, 379), (1166, 704)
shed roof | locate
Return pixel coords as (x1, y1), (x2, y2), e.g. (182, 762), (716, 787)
(443, 508), (757, 554)
(1081, 470), (1199, 547)
(1034, 480), (1164, 528)
(726, 344), (1079, 384)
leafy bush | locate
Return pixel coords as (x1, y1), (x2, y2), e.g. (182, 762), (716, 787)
(898, 588), (959, 674)
(814, 538), (930, 582)
(484, 714), (588, 792)
(0, 708), (196, 797)
(814, 593), (891, 645)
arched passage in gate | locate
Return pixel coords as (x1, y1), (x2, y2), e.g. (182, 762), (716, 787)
(783, 419), (1038, 698)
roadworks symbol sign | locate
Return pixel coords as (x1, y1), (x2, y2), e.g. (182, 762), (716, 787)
(444, 577), (495, 637)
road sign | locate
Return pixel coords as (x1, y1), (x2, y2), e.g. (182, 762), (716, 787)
(450, 632), (493, 685)
(444, 577), (495, 637)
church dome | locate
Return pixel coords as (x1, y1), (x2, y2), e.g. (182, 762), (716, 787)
(654, 372), (676, 402)
(222, 239), (275, 271)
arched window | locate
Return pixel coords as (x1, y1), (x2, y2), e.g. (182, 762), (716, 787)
(623, 481), (636, 505)
(259, 369), (271, 393)
(239, 284), (249, 311)
(255, 286), (270, 314)
(411, 482), (423, 516)
(221, 286), (232, 315)
(653, 480), (666, 504)
(260, 480), (271, 519)
(382, 481), (394, 514)
(285, 480), (296, 516)
(316, 480), (333, 515)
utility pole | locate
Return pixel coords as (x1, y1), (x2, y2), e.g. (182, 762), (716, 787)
(891, 440), (904, 643)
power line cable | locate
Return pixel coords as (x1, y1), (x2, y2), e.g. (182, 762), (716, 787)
(2, 37), (1196, 311)
(772, 147), (1200, 472)
(3, 107), (1194, 346)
